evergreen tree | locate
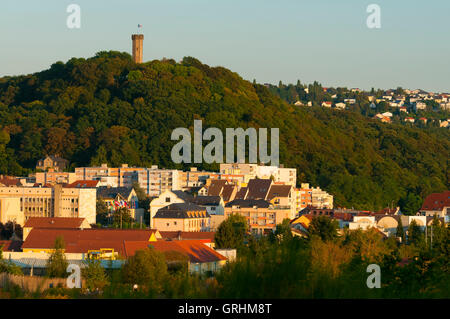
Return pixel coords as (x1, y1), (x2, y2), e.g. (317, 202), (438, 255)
(46, 236), (69, 278)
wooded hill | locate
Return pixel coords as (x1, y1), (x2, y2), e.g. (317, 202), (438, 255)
(0, 51), (448, 211)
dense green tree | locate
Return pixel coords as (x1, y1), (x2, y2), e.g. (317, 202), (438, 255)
(96, 199), (110, 226)
(121, 247), (168, 294)
(308, 216), (339, 241)
(82, 259), (108, 291)
(214, 214), (248, 249)
(407, 220), (424, 246)
(46, 236), (69, 278)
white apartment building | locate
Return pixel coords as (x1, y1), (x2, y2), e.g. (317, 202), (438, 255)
(219, 164), (297, 187)
(0, 185), (96, 225)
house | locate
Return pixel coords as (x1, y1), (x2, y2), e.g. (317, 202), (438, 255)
(36, 155), (68, 172)
(294, 101), (304, 106)
(399, 106), (407, 113)
(190, 196), (225, 216)
(0, 176), (23, 187)
(153, 203), (210, 232)
(321, 101), (332, 108)
(419, 191), (450, 218)
(413, 102), (427, 111)
(335, 102), (346, 109)
(405, 117), (415, 123)
(22, 217), (91, 240)
(123, 240), (228, 274)
(149, 190), (193, 227)
(419, 117), (427, 124)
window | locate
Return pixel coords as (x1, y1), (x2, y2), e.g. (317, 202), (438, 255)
(165, 197), (171, 203)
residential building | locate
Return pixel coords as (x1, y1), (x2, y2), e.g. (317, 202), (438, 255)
(36, 155), (68, 172)
(224, 199), (290, 235)
(35, 171), (77, 185)
(149, 190), (193, 227)
(97, 186), (144, 222)
(0, 184), (96, 225)
(419, 191), (450, 218)
(153, 203), (210, 232)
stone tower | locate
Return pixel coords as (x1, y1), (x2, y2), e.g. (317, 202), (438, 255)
(131, 34), (144, 63)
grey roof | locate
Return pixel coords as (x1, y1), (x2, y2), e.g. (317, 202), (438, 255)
(191, 196), (221, 206)
(97, 186), (134, 200)
(225, 199), (270, 208)
(154, 202), (209, 219)
(172, 190), (194, 201)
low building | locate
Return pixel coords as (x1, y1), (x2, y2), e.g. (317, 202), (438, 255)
(153, 203), (210, 232)
(123, 240), (228, 274)
(22, 217), (91, 240)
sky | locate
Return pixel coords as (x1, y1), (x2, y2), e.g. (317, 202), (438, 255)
(1, 0), (449, 92)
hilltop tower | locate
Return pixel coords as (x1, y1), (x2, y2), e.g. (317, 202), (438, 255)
(131, 34), (144, 63)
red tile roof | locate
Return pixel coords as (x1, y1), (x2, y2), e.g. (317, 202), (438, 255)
(421, 191), (450, 211)
(65, 180), (100, 188)
(24, 217), (87, 229)
(22, 229), (159, 254)
(0, 240), (23, 252)
(0, 178), (22, 187)
(123, 240), (227, 263)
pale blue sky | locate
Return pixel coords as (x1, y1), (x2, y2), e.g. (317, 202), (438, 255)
(1, 0), (449, 92)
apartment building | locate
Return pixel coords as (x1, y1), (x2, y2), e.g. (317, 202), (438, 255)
(219, 163), (297, 187)
(76, 164), (181, 197)
(35, 171), (77, 185)
(136, 166), (180, 197)
(224, 199), (290, 235)
(0, 185), (96, 225)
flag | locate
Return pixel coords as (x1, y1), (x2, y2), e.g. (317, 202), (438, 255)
(138, 24), (142, 28)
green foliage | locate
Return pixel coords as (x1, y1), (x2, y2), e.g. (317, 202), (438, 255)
(121, 247), (168, 295)
(407, 220), (424, 246)
(214, 214), (248, 249)
(82, 259), (108, 291)
(399, 192), (423, 215)
(112, 207), (134, 228)
(308, 216), (339, 241)
(46, 237), (69, 278)
(96, 199), (110, 226)
(0, 260), (23, 275)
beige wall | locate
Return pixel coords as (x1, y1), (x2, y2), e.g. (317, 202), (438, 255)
(0, 197), (24, 225)
(153, 217), (210, 232)
(224, 206), (290, 234)
(0, 186), (96, 225)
